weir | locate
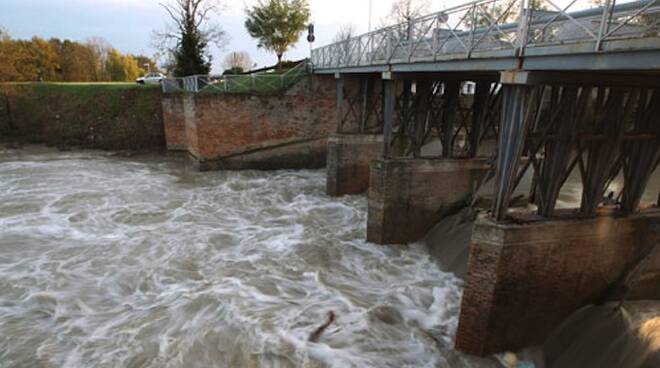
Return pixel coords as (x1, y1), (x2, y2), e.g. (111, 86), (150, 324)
(311, 0), (660, 357)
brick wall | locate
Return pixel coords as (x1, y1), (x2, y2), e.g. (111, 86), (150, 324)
(367, 158), (490, 244)
(162, 75), (337, 170)
(456, 210), (660, 356)
(326, 134), (384, 196)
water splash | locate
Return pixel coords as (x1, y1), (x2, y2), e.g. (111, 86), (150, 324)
(0, 147), (495, 368)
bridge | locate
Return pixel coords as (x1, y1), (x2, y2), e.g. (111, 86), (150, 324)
(310, 0), (660, 357)
(312, 0), (660, 72)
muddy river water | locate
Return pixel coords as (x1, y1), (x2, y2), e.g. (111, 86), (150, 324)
(0, 147), (509, 368)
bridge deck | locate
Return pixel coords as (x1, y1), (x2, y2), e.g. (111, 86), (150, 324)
(312, 0), (660, 74)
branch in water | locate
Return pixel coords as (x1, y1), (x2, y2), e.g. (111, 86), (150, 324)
(308, 311), (336, 343)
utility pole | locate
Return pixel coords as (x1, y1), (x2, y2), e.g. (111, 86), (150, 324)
(368, 0), (373, 32)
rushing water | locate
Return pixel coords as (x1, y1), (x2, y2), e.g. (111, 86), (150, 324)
(0, 147), (497, 368)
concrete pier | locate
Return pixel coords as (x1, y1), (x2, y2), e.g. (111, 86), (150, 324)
(367, 158), (489, 244)
(326, 134), (383, 196)
(455, 210), (660, 356)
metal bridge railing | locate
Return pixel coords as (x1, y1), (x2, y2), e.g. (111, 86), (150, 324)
(161, 61), (310, 94)
(311, 0), (660, 69)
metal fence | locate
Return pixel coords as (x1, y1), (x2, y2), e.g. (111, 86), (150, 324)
(161, 61), (310, 94)
(311, 0), (660, 69)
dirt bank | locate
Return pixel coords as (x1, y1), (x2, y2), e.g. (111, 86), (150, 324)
(0, 83), (165, 151)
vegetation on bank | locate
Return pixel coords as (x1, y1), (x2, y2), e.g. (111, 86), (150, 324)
(0, 83), (164, 150)
(0, 29), (158, 83)
(156, 0), (312, 77)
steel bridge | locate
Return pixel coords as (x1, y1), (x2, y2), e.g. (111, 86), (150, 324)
(312, 0), (660, 73)
(313, 0), (660, 357)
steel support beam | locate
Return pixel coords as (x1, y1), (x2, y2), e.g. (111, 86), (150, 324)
(383, 79), (396, 158)
(413, 80), (432, 157)
(336, 76), (344, 134)
(492, 83), (534, 220)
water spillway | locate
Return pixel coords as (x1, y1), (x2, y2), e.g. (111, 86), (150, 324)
(0, 147), (499, 368)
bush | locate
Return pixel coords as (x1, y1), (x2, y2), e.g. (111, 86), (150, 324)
(222, 67), (244, 75)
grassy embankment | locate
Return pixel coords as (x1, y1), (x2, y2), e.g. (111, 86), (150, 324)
(0, 83), (165, 150)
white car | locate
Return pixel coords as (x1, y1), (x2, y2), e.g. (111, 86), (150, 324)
(136, 73), (166, 85)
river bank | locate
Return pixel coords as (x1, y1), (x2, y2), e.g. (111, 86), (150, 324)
(0, 83), (165, 151)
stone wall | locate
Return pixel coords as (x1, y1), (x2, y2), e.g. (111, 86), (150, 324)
(162, 75), (337, 170)
(0, 84), (165, 151)
(455, 210), (660, 356)
(367, 158), (490, 244)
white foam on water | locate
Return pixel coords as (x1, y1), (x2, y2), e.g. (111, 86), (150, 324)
(0, 148), (495, 368)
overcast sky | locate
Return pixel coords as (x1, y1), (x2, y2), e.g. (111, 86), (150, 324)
(1, 0), (455, 72)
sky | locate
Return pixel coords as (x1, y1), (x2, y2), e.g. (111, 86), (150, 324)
(0, 0), (452, 73)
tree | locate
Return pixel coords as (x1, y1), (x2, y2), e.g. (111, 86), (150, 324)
(0, 30), (142, 82)
(0, 29), (20, 82)
(156, 0), (227, 77)
(86, 37), (113, 81)
(222, 51), (253, 73)
(105, 49), (142, 81)
(0, 27), (9, 42)
(244, 0), (310, 66)
(387, 0), (430, 25)
(8, 39), (61, 82)
(134, 55), (160, 74)
(55, 39), (98, 82)
(333, 24), (356, 64)
(383, 0), (430, 40)
(333, 24), (356, 43)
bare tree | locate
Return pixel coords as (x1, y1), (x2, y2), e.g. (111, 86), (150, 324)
(0, 26), (9, 42)
(333, 24), (357, 63)
(153, 0), (228, 76)
(333, 24), (357, 43)
(386, 0), (430, 26)
(86, 37), (113, 80)
(222, 51), (253, 72)
(380, 0), (430, 41)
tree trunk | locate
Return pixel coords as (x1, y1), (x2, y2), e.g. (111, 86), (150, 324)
(277, 53), (283, 67)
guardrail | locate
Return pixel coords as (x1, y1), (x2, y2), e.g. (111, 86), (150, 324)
(162, 61), (310, 94)
(311, 0), (660, 69)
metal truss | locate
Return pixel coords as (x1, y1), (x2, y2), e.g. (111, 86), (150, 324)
(336, 78), (384, 134)
(493, 84), (660, 220)
(381, 78), (501, 159)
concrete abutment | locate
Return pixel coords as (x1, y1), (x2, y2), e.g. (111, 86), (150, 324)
(326, 134), (384, 196)
(367, 158), (490, 244)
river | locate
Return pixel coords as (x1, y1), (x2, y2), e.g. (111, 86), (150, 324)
(0, 147), (500, 368)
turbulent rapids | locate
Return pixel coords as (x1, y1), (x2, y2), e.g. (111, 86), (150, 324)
(0, 147), (495, 368)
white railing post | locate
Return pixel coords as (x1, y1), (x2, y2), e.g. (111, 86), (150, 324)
(596, 0), (614, 51)
(516, 0), (531, 57)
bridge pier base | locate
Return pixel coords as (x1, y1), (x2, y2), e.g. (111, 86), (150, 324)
(326, 134), (383, 196)
(367, 158), (489, 244)
(455, 210), (660, 356)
